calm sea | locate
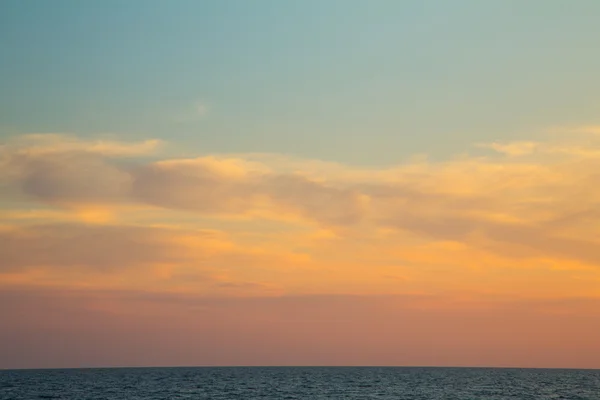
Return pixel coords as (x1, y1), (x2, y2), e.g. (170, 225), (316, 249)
(1, 367), (599, 399)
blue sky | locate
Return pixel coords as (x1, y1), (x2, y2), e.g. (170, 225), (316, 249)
(2, 0), (600, 164)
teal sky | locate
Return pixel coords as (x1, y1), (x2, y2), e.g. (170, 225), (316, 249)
(2, 0), (600, 164)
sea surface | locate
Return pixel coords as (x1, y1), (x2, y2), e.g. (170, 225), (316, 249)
(1, 367), (599, 400)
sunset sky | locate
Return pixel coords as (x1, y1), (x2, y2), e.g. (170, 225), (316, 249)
(1, 0), (600, 369)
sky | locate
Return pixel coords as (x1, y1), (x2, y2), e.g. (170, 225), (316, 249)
(1, 0), (600, 369)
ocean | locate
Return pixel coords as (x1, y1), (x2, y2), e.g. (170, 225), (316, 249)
(1, 366), (599, 399)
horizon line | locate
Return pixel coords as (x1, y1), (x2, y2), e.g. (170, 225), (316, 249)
(3, 365), (599, 372)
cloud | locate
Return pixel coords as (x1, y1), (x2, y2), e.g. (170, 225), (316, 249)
(130, 157), (257, 214)
(1, 129), (600, 273)
(17, 152), (131, 205)
(0, 221), (309, 298)
(0, 223), (186, 272)
(2, 137), (369, 226)
(381, 213), (600, 267)
(477, 141), (540, 156)
(0, 134), (163, 207)
(263, 174), (369, 225)
(130, 161), (371, 225)
(1, 133), (162, 157)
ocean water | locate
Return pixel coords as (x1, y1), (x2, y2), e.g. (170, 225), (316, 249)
(1, 367), (599, 400)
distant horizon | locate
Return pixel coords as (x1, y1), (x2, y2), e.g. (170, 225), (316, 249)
(4, 365), (600, 372)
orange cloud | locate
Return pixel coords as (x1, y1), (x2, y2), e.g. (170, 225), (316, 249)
(1, 129), (599, 303)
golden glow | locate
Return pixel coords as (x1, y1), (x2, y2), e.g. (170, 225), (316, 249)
(1, 130), (600, 368)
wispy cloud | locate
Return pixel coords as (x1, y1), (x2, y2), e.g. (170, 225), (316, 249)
(1, 127), (599, 301)
(476, 141), (540, 156)
(1, 133), (162, 157)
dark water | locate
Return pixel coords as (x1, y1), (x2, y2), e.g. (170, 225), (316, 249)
(1, 367), (599, 399)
